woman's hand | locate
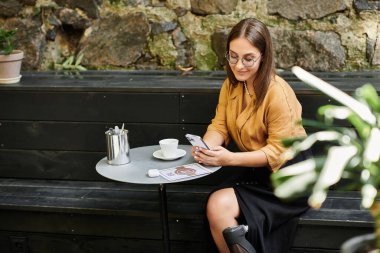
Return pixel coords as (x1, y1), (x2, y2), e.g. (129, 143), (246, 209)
(193, 146), (234, 166)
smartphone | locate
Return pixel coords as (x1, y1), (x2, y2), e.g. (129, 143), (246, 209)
(185, 134), (210, 150)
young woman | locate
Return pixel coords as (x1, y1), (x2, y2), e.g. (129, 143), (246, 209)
(191, 18), (310, 253)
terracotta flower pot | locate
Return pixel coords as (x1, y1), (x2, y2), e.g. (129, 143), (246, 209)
(0, 50), (23, 84)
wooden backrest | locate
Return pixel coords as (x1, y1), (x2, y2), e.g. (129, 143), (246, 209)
(0, 71), (378, 183)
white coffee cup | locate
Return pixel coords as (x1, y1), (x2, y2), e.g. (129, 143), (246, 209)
(159, 138), (179, 158)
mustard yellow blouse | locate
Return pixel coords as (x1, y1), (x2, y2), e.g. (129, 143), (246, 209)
(207, 75), (306, 171)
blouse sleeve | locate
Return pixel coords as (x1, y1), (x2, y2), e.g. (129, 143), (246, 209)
(260, 82), (304, 171)
(207, 79), (231, 146)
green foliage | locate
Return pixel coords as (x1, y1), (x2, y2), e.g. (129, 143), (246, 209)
(357, 84), (380, 113)
(54, 53), (87, 72)
(272, 67), (380, 211)
(111, 0), (121, 3)
(33, 7), (41, 17)
(0, 28), (17, 55)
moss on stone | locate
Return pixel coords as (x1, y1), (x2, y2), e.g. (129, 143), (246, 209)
(194, 42), (218, 70)
(178, 12), (206, 39)
(149, 33), (178, 67)
(265, 17), (286, 27)
(165, 0), (191, 10)
(144, 6), (177, 23)
(202, 15), (238, 32)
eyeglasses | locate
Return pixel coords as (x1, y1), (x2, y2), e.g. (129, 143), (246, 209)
(225, 52), (261, 67)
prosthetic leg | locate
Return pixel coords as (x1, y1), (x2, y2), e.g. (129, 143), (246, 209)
(223, 225), (256, 253)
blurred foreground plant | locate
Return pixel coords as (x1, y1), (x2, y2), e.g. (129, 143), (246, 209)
(271, 66), (380, 249)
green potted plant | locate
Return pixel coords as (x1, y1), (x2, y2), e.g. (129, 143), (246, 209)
(0, 28), (23, 84)
(271, 66), (380, 252)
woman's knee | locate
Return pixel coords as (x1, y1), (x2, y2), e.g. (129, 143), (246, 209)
(207, 188), (239, 221)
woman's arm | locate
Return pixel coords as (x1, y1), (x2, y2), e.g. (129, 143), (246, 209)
(203, 130), (225, 147)
(196, 130), (268, 167)
(259, 79), (306, 171)
(195, 146), (268, 168)
(226, 149), (268, 167)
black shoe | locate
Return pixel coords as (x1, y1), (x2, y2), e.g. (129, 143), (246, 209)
(223, 225), (256, 253)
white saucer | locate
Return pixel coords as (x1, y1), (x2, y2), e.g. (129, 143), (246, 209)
(0, 75), (22, 84)
(153, 149), (187, 160)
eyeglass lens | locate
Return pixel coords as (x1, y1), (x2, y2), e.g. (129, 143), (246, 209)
(226, 53), (260, 67)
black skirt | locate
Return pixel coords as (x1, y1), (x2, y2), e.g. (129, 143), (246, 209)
(210, 150), (311, 253)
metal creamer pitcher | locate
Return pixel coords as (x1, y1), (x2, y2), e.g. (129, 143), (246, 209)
(105, 127), (130, 165)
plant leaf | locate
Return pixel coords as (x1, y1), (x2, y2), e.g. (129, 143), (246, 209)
(364, 128), (380, 162)
(272, 159), (317, 199)
(356, 84), (380, 113)
(348, 113), (371, 139)
(281, 136), (306, 147)
(292, 66), (376, 125)
(75, 53), (84, 66)
(301, 118), (342, 131)
(318, 105), (352, 120)
(362, 183), (377, 208)
(76, 65), (87, 71)
(308, 145), (358, 208)
(63, 56), (74, 67)
(281, 130), (344, 162)
(313, 145), (358, 189)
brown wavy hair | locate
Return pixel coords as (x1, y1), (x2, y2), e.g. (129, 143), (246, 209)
(226, 18), (275, 112)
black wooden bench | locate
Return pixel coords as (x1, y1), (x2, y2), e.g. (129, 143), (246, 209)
(0, 70), (379, 253)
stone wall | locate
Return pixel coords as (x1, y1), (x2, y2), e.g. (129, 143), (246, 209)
(1, 0), (379, 71)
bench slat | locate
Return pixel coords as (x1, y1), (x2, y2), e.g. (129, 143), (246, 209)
(0, 91), (180, 123)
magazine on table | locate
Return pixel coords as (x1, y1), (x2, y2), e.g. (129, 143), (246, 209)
(159, 163), (213, 181)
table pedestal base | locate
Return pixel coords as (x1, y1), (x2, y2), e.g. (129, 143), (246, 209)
(159, 184), (170, 253)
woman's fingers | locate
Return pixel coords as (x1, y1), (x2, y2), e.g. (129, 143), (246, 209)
(197, 146), (231, 166)
(195, 147), (220, 166)
(191, 146), (197, 156)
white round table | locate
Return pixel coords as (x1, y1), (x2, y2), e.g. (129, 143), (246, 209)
(96, 144), (220, 253)
(96, 145), (220, 184)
